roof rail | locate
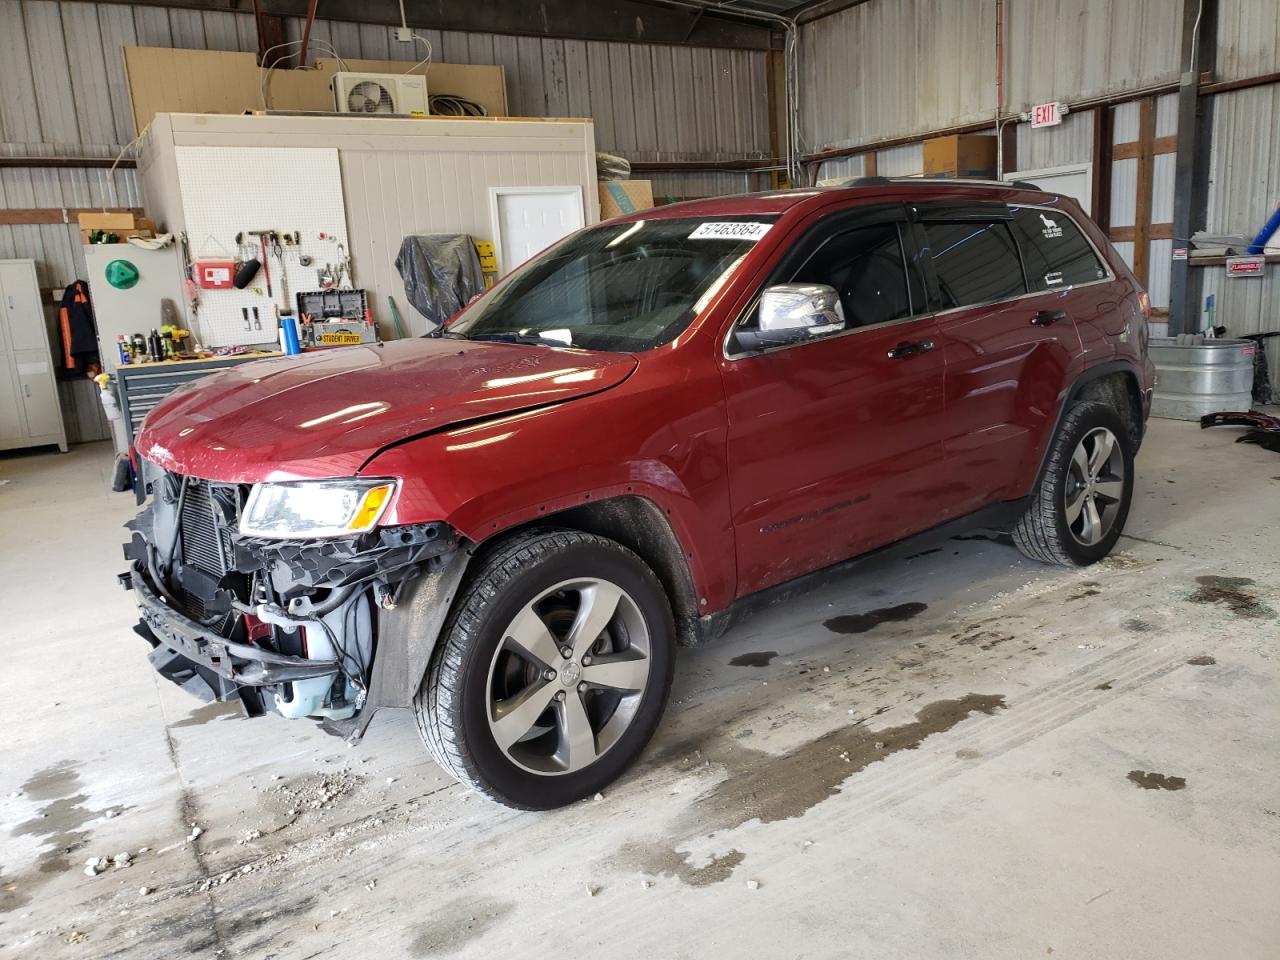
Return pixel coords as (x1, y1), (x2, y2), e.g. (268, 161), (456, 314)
(891, 176), (1044, 192)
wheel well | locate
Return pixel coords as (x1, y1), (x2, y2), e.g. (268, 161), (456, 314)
(529, 496), (701, 642)
(1075, 370), (1143, 451)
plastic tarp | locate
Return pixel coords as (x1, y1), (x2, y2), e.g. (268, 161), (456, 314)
(394, 235), (484, 328)
(595, 152), (631, 179)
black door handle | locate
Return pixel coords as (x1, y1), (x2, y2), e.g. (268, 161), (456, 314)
(1032, 309), (1068, 326)
(887, 339), (935, 359)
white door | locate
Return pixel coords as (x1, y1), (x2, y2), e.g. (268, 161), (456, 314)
(0, 360), (26, 441)
(0, 261), (45, 352)
(490, 187), (585, 274)
(15, 350), (59, 438)
(1006, 163), (1093, 217)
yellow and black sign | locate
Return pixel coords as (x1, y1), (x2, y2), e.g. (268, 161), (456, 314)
(319, 332), (363, 345)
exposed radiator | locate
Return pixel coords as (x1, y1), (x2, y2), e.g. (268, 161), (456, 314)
(176, 478), (234, 624)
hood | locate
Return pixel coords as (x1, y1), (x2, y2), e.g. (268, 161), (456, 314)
(136, 339), (638, 482)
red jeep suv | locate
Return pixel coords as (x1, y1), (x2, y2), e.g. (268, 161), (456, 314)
(124, 179), (1155, 808)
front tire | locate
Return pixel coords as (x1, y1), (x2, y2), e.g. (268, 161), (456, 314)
(415, 529), (676, 809)
(1012, 400), (1135, 566)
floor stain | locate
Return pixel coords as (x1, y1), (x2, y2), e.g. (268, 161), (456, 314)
(953, 623), (1014, 650)
(1066, 588), (1101, 601)
(0, 867), (30, 914)
(904, 547), (942, 561)
(1121, 618), (1154, 633)
(1095, 681), (1115, 691)
(951, 533), (1015, 546)
(408, 898), (515, 956)
(729, 651), (778, 668)
(674, 693), (1006, 832)
(1127, 770), (1187, 791)
(1186, 655), (1216, 666)
(1187, 575), (1274, 619)
(170, 699), (244, 728)
(222, 894), (317, 941)
(21, 761), (80, 802)
(825, 602), (927, 635)
(4, 762), (126, 915)
(618, 844), (746, 888)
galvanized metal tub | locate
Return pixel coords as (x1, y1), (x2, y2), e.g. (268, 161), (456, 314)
(1149, 336), (1256, 420)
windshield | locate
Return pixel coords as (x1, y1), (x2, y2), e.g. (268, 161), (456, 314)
(445, 216), (777, 352)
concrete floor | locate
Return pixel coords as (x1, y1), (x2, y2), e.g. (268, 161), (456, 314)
(1, 417), (1277, 959)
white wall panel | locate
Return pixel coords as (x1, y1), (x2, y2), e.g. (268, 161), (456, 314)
(1216, 0), (1280, 81)
(1146, 239), (1173, 309)
(877, 143), (923, 178)
(1016, 110), (1094, 171)
(801, 0), (1183, 155)
(799, 0), (996, 152)
(1109, 158), (1137, 228)
(1206, 84), (1280, 236)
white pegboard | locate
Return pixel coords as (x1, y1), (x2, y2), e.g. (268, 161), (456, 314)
(174, 146), (350, 348)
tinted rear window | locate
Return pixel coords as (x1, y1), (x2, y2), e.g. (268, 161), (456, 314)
(1010, 207), (1108, 291)
(921, 220), (1026, 309)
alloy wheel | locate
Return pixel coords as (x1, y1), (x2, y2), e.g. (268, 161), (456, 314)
(485, 578), (651, 775)
(1064, 426), (1126, 546)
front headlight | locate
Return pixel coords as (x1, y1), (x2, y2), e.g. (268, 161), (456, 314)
(239, 479), (398, 539)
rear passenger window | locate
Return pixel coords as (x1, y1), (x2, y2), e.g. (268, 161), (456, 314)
(790, 223), (920, 328)
(922, 220), (1026, 309)
(1010, 207), (1108, 290)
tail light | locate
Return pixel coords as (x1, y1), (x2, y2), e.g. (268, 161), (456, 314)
(1138, 291), (1151, 320)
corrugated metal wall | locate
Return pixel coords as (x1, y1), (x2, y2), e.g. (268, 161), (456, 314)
(1014, 111), (1094, 171)
(1215, 0), (1280, 82)
(799, 0), (997, 152)
(0, 0), (771, 296)
(0, 0), (770, 441)
(1205, 82), (1280, 385)
(1003, 0), (1182, 109)
(798, 0), (1182, 153)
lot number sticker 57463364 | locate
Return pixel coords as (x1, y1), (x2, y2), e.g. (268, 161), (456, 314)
(688, 222), (773, 241)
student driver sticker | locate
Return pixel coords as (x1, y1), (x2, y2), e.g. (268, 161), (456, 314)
(688, 222), (772, 241)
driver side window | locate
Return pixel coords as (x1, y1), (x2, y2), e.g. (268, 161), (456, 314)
(790, 222), (922, 329)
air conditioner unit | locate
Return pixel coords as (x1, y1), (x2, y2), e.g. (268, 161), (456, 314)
(331, 72), (428, 116)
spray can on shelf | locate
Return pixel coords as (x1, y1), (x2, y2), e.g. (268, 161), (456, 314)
(116, 335), (130, 365)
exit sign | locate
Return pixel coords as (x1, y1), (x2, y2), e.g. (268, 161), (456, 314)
(1031, 102), (1063, 128)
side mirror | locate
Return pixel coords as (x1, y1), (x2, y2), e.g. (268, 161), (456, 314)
(736, 284), (845, 352)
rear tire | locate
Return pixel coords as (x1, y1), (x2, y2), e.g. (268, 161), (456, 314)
(414, 528), (676, 809)
(1012, 400), (1134, 567)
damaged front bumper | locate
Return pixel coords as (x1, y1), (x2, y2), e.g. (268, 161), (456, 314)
(128, 566), (341, 710)
(122, 465), (470, 736)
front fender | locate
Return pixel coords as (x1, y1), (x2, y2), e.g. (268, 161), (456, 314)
(360, 388), (736, 612)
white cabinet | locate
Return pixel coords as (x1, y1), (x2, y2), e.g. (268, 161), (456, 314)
(0, 259), (67, 453)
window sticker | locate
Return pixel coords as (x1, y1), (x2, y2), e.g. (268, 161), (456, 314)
(688, 221), (772, 241)
(1039, 213), (1064, 240)
(1045, 270), (1065, 286)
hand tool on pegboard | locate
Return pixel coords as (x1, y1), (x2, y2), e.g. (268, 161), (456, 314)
(247, 230), (274, 298)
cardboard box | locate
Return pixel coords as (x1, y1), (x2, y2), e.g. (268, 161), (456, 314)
(923, 135), (998, 178)
(598, 180), (654, 220)
(78, 213), (157, 243)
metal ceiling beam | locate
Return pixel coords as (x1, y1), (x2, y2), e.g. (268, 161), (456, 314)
(89, 0), (777, 49)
